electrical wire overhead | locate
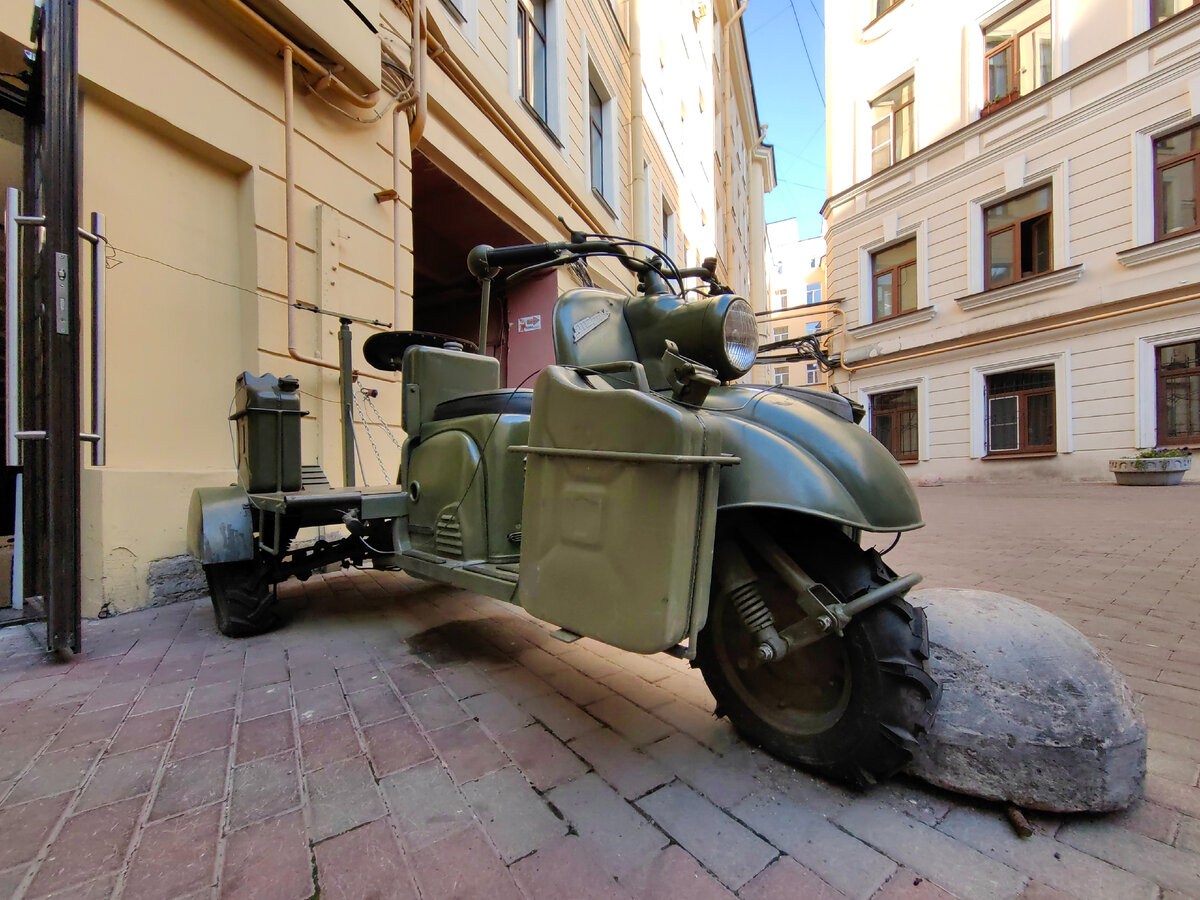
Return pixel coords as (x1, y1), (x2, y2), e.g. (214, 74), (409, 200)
(787, 0), (825, 106)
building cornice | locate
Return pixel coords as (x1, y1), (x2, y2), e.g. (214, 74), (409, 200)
(821, 10), (1200, 226)
(955, 265), (1085, 311)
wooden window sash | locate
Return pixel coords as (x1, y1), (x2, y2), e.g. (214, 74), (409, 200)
(1153, 130), (1200, 242)
(872, 258), (917, 321)
(984, 204), (1052, 289)
(1156, 346), (1200, 445)
(986, 386), (1055, 455)
(983, 10), (1050, 115)
(871, 389), (919, 461)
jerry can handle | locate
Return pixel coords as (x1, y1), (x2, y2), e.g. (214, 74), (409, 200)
(578, 360), (650, 392)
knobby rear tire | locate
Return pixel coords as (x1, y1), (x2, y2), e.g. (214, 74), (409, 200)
(204, 561), (277, 638)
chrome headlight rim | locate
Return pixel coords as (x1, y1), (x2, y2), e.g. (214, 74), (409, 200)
(720, 296), (759, 379)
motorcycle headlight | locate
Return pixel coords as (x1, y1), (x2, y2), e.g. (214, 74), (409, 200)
(721, 298), (759, 377)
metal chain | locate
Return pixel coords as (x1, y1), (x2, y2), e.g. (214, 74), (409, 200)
(362, 389), (404, 450)
(351, 389), (391, 484)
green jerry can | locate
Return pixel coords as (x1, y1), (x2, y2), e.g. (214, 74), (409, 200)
(517, 365), (723, 655)
(230, 372), (306, 494)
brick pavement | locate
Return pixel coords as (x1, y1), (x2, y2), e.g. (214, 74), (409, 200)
(0, 482), (1196, 899)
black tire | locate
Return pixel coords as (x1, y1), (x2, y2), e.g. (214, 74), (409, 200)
(696, 517), (940, 787)
(204, 562), (278, 638)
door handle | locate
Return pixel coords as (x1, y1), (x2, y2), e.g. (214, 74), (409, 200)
(78, 212), (106, 466)
(5, 187), (45, 467)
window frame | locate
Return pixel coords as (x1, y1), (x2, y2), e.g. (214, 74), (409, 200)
(1151, 0), (1198, 26)
(1155, 339), (1200, 446)
(983, 185), (1053, 290)
(870, 237), (918, 323)
(774, 368), (791, 386)
(870, 387), (919, 463)
(984, 368), (1057, 457)
(1153, 122), (1200, 243)
(982, 1), (1051, 116)
(518, 0), (549, 123)
(805, 363), (820, 385)
(589, 82), (605, 197)
(805, 283), (822, 305)
(869, 78), (914, 175)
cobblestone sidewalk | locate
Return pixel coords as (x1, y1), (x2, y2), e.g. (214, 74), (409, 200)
(0, 482), (1197, 899)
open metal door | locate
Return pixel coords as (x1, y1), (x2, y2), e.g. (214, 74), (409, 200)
(4, 0), (104, 655)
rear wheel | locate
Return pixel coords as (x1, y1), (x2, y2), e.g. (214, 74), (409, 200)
(205, 561), (277, 638)
(696, 518), (939, 786)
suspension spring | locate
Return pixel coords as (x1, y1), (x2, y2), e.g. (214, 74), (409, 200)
(729, 580), (774, 636)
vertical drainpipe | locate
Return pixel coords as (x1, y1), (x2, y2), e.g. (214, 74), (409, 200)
(722, 1), (748, 283)
(629, 0), (648, 244)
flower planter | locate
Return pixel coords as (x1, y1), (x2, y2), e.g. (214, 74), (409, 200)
(1108, 456), (1191, 486)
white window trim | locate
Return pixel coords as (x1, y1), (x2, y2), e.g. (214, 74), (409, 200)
(966, 163), (1069, 296)
(1135, 323), (1200, 448)
(857, 376), (931, 462)
(856, 219), (929, 329)
(1125, 111), (1197, 254)
(970, 0), (1062, 123)
(861, 69), (916, 182)
(583, 55), (618, 215)
(438, 0), (479, 46)
(661, 194), (677, 259)
(508, 0), (567, 144)
(969, 352), (1072, 459)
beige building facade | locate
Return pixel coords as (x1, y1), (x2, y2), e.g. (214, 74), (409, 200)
(0, 0), (773, 614)
(753, 221), (829, 388)
(824, 0), (1200, 481)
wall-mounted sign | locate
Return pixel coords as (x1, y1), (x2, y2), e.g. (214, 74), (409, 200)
(517, 314), (542, 333)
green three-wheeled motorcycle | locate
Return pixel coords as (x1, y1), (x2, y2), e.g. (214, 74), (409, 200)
(188, 235), (940, 785)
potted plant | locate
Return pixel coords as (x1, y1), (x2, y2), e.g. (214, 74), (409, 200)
(1108, 447), (1192, 486)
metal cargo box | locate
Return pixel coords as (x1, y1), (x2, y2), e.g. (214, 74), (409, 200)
(516, 366), (728, 654)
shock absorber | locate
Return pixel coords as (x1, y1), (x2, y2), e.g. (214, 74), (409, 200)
(715, 537), (788, 664)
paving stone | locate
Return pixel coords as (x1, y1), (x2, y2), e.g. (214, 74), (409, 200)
(519, 691), (604, 741)
(221, 810), (314, 900)
(1145, 774), (1200, 818)
(464, 691), (534, 735)
(510, 835), (636, 900)
(387, 662), (440, 695)
(241, 682), (291, 720)
(362, 715), (434, 777)
(39, 871), (120, 900)
(314, 818), (418, 899)
(184, 680), (239, 719)
(656, 671), (718, 711)
(645, 733), (758, 809)
(229, 751), (301, 830)
(872, 867), (961, 900)
(650, 699), (737, 752)
(305, 755), (388, 842)
(27, 795), (142, 897)
(338, 662), (387, 695)
(546, 667), (616, 706)
(108, 705), (180, 754)
(635, 783), (776, 890)
(348, 685), (408, 726)
(128, 681), (190, 716)
(294, 682), (348, 724)
(170, 708), (235, 760)
(4, 742), (103, 806)
(732, 790), (896, 899)
(407, 685), (470, 731)
(409, 823), (524, 900)
(547, 772), (668, 876)
(738, 857), (847, 900)
(1058, 818), (1200, 896)
(496, 723), (588, 791)
(122, 801), (221, 900)
(602, 672), (674, 710)
(243, 659), (289, 690)
(75, 680), (143, 714)
(462, 766), (566, 863)
(299, 713), (361, 772)
(489, 666), (556, 701)
(381, 759), (475, 850)
(426, 720), (509, 783)
(76, 742), (166, 811)
(0, 791), (71, 869)
(568, 727), (673, 800)
(833, 802), (1027, 900)
(618, 844), (735, 900)
(46, 704), (128, 752)
(586, 696), (672, 746)
(235, 710), (295, 764)
(436, 663), (492, 700)
(288, 659), (337, 692)
(939, 806), (1157, 900)
(150, 746), (228, 820)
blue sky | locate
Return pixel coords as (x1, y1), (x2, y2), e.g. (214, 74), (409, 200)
(743, 0), (827, 239)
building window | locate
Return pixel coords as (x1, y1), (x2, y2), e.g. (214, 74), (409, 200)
(1157, 339), (1200, 445)
(984, 185), (1052, 289)
(518, 0), (548, 121)
(589, 83), (606, 197)
(873, 0), (903, 20)
(772, 326), (789, 343)
(806, 283), (822, 305)
(986, 366), (1055, 455)
(441, 0), (468, 22)
(870, 78), (914, 174)
(1155, 123), (1199, 241)
(775, 369), (791, 386)
(661, 199), (676, 258)
(774, 288), (788, 309)
(1152, 0), (1198, 25)
(983, 0), (1051, 115)
(871, 388), (918, 462)
(806, 322), (821, 335)
(871, 238), (917, 321)
(806, 364), (819, 385)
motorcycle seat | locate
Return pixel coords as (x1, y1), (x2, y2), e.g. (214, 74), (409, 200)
(433, 389), (534, 421)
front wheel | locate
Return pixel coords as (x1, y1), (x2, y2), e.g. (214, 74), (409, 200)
(204, 562), (277, 638)
(696, 520), (939, 787)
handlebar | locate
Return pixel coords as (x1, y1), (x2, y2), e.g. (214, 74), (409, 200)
(467, 240), (645, 279)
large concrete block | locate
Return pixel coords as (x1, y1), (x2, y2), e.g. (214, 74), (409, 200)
(905, 588), (1145, 812)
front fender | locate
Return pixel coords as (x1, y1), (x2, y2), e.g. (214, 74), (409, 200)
(187, 486), (255, 564)
(699, 386), (923, 532)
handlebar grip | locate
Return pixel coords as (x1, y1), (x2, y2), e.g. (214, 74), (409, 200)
(468, 242), (568, 276)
